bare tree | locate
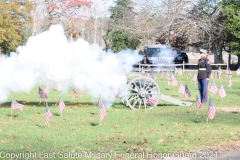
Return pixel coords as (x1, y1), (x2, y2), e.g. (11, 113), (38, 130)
(107, 0), (196, 48)
(187, 0), (224, 64)
(31, 0), (92, 35)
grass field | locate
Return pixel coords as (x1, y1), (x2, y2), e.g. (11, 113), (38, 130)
(0, 70), (239, 159)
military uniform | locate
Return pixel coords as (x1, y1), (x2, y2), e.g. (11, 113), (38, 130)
(198, 57), (212, 103)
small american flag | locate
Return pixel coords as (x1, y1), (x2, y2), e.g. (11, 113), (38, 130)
(209, 81), (218, 94)
(72, 89), (77, 99)
(210, 74), (213, 79)
(79, 88), (85, 95)
(11, 100), (24, 111)
(175, 68), (178, 74)
(157, 68), (161, 74)
(226, 70), (232, 78)
(160, 70), (165, 78)
(45, 103), (52, 126)
(145, 94), (157, 107)
(43, 86), (50, 94)
(141, 68), (145, 75)
(196, 95), (201, 112)
(218, 68), (222, 75)
(178, 82), (185, 94)
(150, 71), (154, 79)
(58, 97), (66, 114)
(228, 77), (232, 88)
(178, 68), (183, 76)
(98, 99), (107, 122)
(236, 67), (240, 75)
(215, 71), (220, 79)
(192, 74), (198, 85)
(111, 89), (119, 98)
(167, 78), (172, 86)
(208, 98), (216, 119)
(188, 71), (192, 77)
(171, 77), (178, 86)
(39, 87), (48, 99)
(218, 84), (226, 98)
(184, 85), (191, 99)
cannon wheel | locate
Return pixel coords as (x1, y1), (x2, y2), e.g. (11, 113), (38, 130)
(118, 73), (144, 105)
(125, 76), (160, 110)
(127, 73), (144, 80)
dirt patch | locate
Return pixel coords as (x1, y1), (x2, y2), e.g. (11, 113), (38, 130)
(218, 107), (240, 113)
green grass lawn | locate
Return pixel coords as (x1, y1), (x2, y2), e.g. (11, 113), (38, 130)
(0, 71), (239, 159)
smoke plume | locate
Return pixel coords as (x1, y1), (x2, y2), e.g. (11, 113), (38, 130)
(0, 25), (143, 103)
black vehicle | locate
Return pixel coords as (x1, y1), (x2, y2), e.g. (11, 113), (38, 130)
(140, 46), (175, 66)
(174, 51), (189, 64)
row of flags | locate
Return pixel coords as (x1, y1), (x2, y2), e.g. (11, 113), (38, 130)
(13, 67), (239, 124)
(39, 87), (86, 100)
(178, 82), (191, 99)
(11, 97), (107, 126)
(140, 68), (232, 90)
(72, 88), (85, 99)
(209, 82), (227, 98)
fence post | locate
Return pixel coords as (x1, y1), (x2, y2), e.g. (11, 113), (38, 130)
(183, 61), (185, 72)
(139, 63), (141, 73)
(227, 60), (229, 70)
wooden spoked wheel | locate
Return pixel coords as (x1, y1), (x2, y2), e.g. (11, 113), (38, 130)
(125, 76), (160, 110)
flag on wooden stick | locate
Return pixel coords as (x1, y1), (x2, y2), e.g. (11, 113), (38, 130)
(178, 82), (185, 94)
(58, 97), (66, 114)
(236, 67), (240, 75)
(228, 77), (232, 88)
(98, 99), (107, 122)
(43, 86), (50, 94)
(79, 88), (85, 95)
(218, 68), (222, 76)
(209, 81), (218, 94)
(145, 94), (157, 108)
(174, 68), (178, 74)
(39, 87), (48, 99)
(188, 71), (192, 77)
(178, 68), (183, 76)
(171, 77), (178, 86)
(72, 88), (77, 99)
(208, 98), (216, 120)
(226, 70), (232, 78)
(45, 103), (52, 126)
(192, 73), (198, 86)
(218, 84), (226, 98)
(215, 71), (220, 79)
(11, 100), (24, 111)
(184, 85), (191, 99)
(196, 95), (201, 112)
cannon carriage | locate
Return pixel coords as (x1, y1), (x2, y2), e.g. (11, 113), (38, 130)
(119, 72), (193, 110)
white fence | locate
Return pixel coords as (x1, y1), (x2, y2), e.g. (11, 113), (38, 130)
(136, 62), (229, 73)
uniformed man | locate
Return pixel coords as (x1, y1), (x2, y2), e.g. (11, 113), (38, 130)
(197, 49), (212, 103)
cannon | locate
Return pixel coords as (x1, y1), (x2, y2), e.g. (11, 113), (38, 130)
(119, 73), (193, 110)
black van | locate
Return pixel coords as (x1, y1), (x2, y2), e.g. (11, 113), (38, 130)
(141, 46), (175, 65)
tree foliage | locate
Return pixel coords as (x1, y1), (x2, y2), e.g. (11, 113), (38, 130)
(0, 0), (34, 54)
(187, 0), (225, 63)
(103, 29), (140, 52)
(104, 0), (140, 52)
(221, 0), (240, 57)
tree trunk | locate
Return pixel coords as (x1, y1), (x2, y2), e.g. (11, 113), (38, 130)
(238, 55), (240, 66)
(212, 32), (224, 64)
(228, 54), (231, 65)
(94, 19), (98, 44)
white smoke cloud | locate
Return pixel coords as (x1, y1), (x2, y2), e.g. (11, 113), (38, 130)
(0, 24), (143, 103)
